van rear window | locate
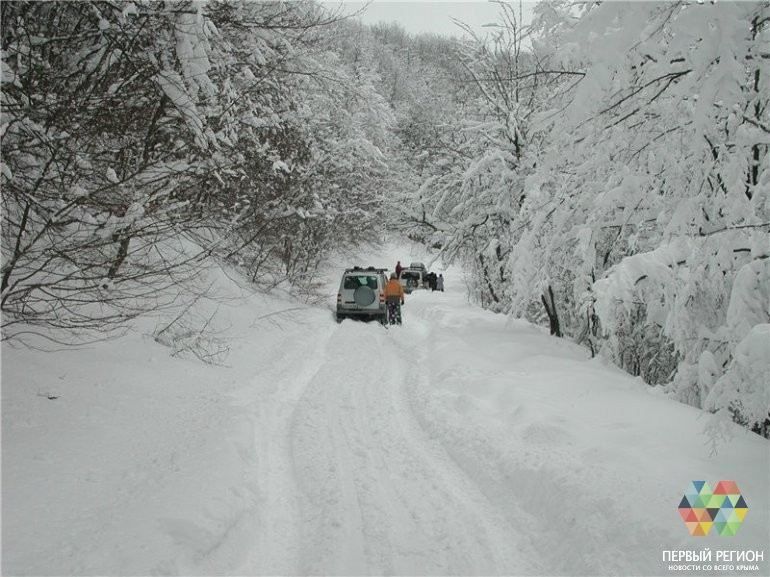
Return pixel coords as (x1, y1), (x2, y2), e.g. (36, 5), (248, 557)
(401, 271), (420, 280)
(344, 275), (378, 289)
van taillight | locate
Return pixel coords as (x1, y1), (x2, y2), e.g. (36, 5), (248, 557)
(379, 293), (385, 303)
(337, 293), (341, 303)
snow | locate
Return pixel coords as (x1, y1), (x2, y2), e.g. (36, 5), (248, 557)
(272, 159), (290, 173)
(725, 258), (770, 342)
(105, 167), (119, 183)
(705, 324), (770, 435)
(3, 244), (769, 575)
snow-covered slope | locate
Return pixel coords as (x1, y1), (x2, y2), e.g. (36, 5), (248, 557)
(3, 245), (769, 576)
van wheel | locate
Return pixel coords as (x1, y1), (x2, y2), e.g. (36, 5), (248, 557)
(336, 314), (345, 323)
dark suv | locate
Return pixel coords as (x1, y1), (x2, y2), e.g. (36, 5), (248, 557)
(399, 269), (423, 293)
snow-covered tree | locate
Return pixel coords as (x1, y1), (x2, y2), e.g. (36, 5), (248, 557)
(511, 1), (769, 434)
(1, 0), (222, 338)
(1, 0), (396, 338)
(393, 0), (768, 436)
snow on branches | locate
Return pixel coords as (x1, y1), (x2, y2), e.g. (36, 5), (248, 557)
(1, 1), (395, 340)
(400, 0), (769, 437)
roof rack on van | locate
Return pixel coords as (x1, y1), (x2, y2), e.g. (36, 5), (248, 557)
(346, 266), (388, 273)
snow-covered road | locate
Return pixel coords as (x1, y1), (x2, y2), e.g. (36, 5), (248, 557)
(237, 286), (769, 576)
(3, 249), (769, 576)
(271, 311), (537, 575)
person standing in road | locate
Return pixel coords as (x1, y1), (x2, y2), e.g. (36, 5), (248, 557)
(384, 272), (405, 324)
(436, 274), (444, 292)
(395, 261), (403, 278)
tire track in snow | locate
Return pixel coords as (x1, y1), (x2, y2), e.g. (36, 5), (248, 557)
(397, 293), (668, 576)
(289, 318), (539, 575)
(394, 310), (545, 575)
(228, 319), (340, 575)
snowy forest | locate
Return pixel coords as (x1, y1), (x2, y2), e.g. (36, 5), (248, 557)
(2, 0), (769, 440)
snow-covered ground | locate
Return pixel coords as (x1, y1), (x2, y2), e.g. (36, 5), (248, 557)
(3, 243), (769, 576)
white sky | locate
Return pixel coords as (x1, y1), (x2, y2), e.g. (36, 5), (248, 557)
(325, 1), (537, 39)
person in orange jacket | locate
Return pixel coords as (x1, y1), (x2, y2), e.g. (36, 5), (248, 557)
(384, 272), (405, 324)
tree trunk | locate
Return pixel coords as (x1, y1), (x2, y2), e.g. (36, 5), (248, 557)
(541, 284), (562, 337)
(478, 253), (499, 304)
(107, 234), (131, 279)
(1, 202), (30, 294)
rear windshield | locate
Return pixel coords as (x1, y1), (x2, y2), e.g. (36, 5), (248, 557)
(343, 275), (379, 289)
(401, 271), (420, 280)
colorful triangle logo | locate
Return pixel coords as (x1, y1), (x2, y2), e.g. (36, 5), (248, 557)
(678, 481), (747, 537)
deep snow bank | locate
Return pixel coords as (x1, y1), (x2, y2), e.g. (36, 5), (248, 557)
(2, 260), (333, 575)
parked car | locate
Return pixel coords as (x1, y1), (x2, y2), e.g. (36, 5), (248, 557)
(399, 268), (424, 293)
(336, 266), (388, 323)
